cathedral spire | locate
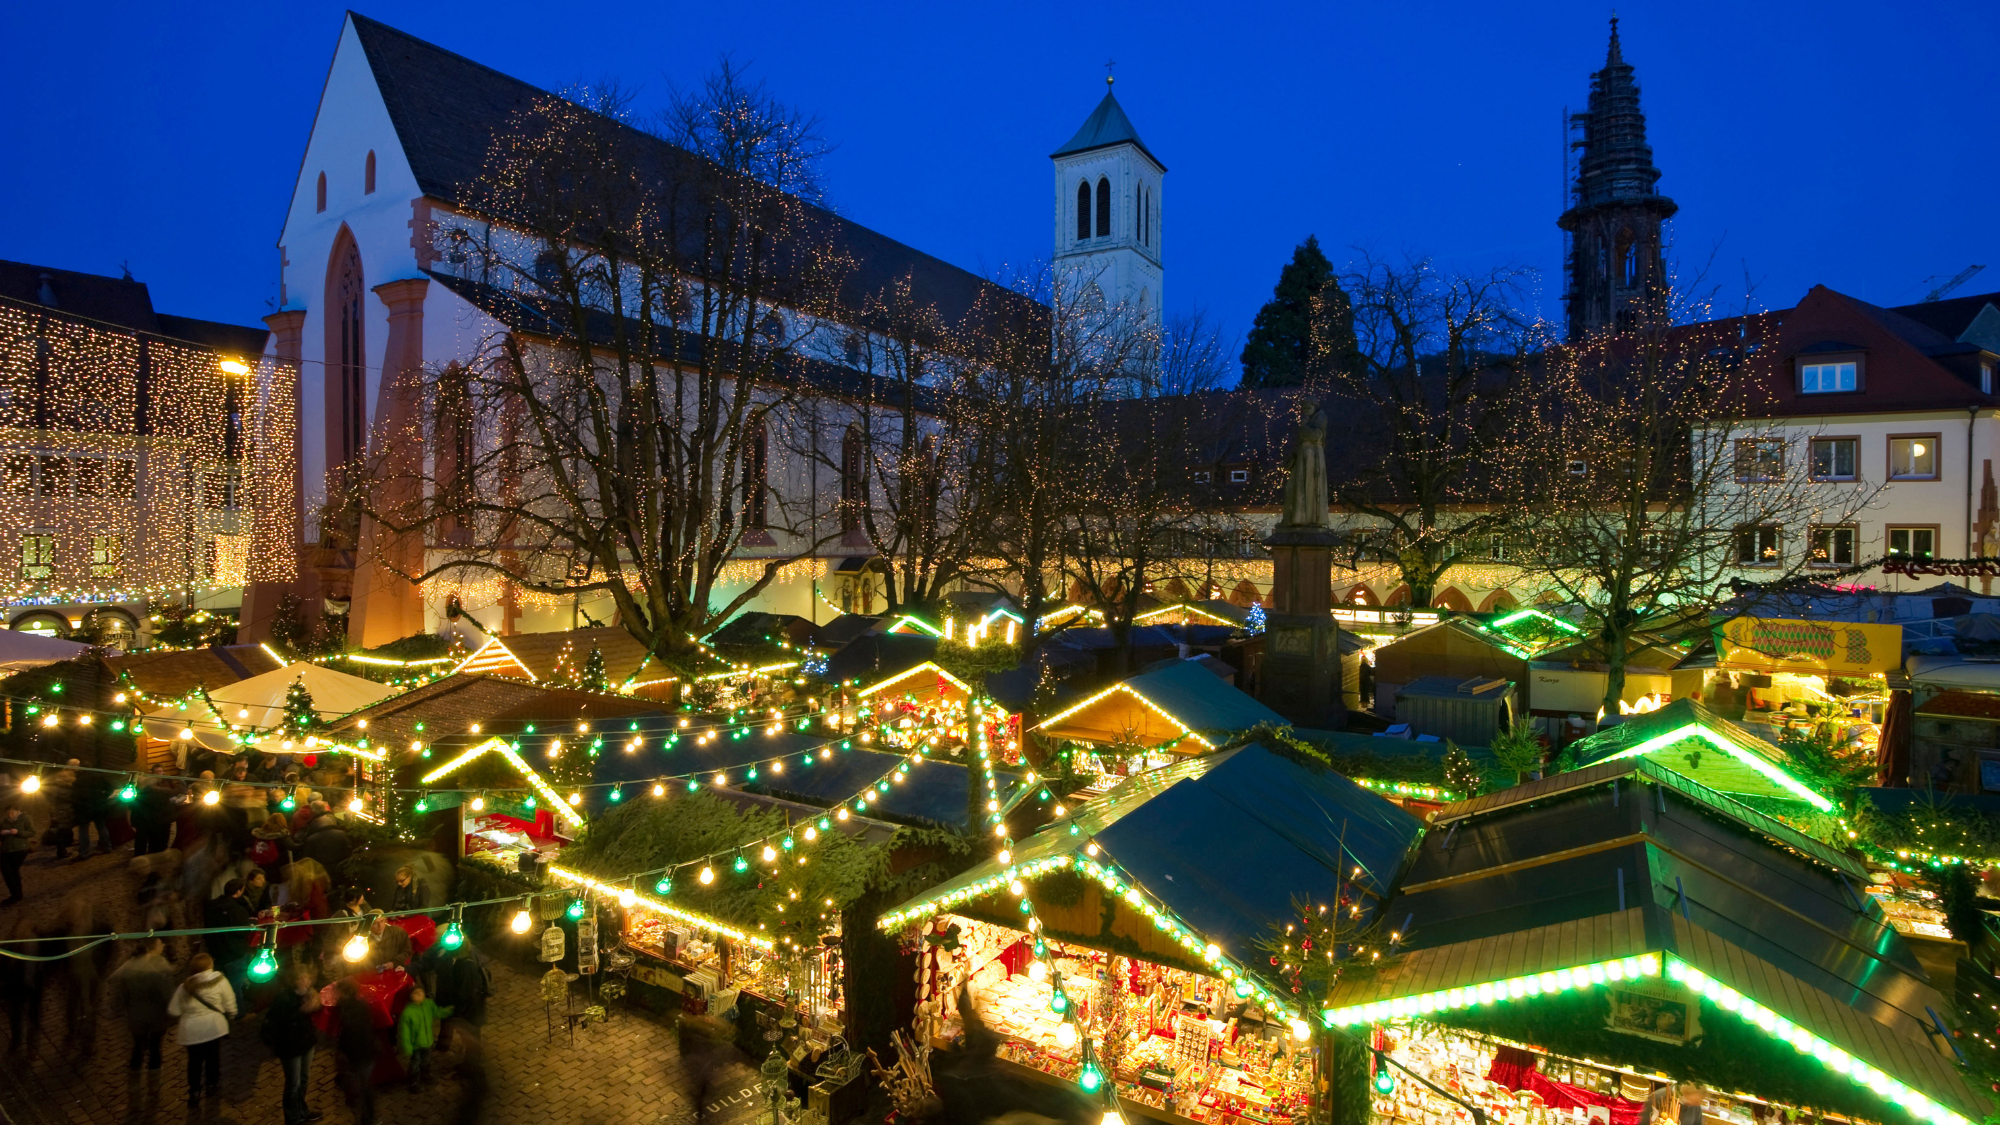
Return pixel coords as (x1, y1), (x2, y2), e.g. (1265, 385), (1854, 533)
(1558, 17), (1677, 340)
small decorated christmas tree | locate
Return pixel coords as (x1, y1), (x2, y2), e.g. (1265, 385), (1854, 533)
(1440, 741), (1482, 798)
(282, 676), (319, 736)
(582, 645), (608, 692)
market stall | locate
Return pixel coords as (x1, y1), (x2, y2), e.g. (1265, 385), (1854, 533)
(1702, 615), (1899, 755)
(1323, 756), (1988, 1125)
(1031, 661), (1288, 777)
(877, 742), (1424, 1125)
(137, 660), (399, 754)
(1564, 698), (1836, 811)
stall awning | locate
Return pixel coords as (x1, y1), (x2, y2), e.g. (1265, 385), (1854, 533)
(1715, 615), (1902, 675)
(140, 661), (399, 753)
(879, 743), (1423, 1012)
(1031, 660), (1288, 751)
(1565, 697), (1833, 809)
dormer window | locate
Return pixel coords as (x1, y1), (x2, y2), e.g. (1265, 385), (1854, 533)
(1799, 359), (1859, 393)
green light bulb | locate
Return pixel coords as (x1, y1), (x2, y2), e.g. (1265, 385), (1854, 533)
(440, 922), (464, 950)
(566, 899), (586, 920)
(248, 947), (278, 981)
(1078, 1065), (1101, 1093)
(281, 796), (295, 811)
(117, 784), (137, 802)
(655, 877), (673, 895)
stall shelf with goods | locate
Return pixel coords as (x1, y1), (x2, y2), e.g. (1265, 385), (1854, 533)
(1323, 756), (1987, 1125)
(1702, 615), (1900, 755)
(878, 743), (1424, 1125)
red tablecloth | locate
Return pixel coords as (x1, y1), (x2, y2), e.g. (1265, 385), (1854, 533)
(314, 966), (413, 1085)
(1487, 1050), (1645, 1125)
(314, 965), (413, 1033)
(387, 913), (438, 955)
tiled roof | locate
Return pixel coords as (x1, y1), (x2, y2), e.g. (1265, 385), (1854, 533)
(107, 645), (286, 698)
(1915, 690), (2000, 721)
(0, 260), (267, 354)
(348, 14), (1032, 337)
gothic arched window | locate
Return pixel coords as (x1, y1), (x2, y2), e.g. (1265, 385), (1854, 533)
(316, 172), (327, 214)
(364, 150), (376, 195)
(744, 421), (768, 528)
(323, 228), (367, 479)
(1623, 242), (1639, 288)
(1135, 188), (1143, 247)
(1076, 181), (1091, 240)
(840, 426), (867, 533)
(1096, 177), (1112, 240)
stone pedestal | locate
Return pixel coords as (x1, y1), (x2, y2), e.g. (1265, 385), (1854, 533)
(1258, 526), (1346, 729)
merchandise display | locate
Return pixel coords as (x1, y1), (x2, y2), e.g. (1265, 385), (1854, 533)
(930, 915), (1314, 1125)
(1376, 1024), (1824, 1125)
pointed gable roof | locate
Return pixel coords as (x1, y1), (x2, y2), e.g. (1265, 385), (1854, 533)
(1051, 87), (1164, 170)
(1759, 284), (1997, 415)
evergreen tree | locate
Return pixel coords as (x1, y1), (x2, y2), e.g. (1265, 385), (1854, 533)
(282, 676), (319, 736)
(1238, 235), (1357, 388)
(582, 645), (608, 692)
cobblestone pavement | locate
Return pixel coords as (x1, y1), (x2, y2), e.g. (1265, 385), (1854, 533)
(0, 845), (760, 1125)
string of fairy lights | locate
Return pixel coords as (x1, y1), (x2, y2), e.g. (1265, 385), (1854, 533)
(0, 301), (298, 598)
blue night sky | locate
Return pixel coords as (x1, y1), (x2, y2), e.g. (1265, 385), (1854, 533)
(3, 1), (1994, 368)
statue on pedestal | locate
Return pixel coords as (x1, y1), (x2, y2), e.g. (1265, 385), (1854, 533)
(1278, 411), (1330, 529)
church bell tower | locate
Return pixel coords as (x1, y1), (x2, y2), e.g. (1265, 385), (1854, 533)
(1052, 77), (1164, 334)
(1559, 18), (1677, 341)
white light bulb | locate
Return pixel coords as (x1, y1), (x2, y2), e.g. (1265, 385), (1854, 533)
(20, 775), (39, 794)
(203, 789), (220, 806)
(510, 908), (532, 934)
(470, 795), (485, 811)
(1055, 1021), (1077, 1048)
(1028, 961), (1048, 983)
(699, 866), (715, 885)
(342, 933), (369, 962)
(348, 797), (363, 813)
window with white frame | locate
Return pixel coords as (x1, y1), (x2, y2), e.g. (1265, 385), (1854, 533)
(1888, 526), (1937, 560)
(1889, 436), (1939, 480)
(1809, 437), (1858, 481)
(90, 535), (120, 579)
(1800, 361), (1858, 394)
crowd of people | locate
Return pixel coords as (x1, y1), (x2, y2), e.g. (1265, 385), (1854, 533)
(0, 754), (495, 1124)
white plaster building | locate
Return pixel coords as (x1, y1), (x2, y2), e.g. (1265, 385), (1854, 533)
(1051, 82), (1164, 336)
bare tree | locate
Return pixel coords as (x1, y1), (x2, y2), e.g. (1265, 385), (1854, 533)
(797, 274), (995, 616)
(375, 68), (853, 667)
(1326, 253), (1544, 608)
(1519, 310), (1882, 712)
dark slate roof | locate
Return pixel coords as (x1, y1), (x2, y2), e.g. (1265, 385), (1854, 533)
(1051, 88), (1164, 170)
(0, 260), (267, 353)
(1355, 757), (1983, 1120)
(884, 744), (1423, 963)
(348, 14), (1030, 336)
(1889, 289), (2000, 340)
(1117, 659), (1287, 736)
(106, 645), (286, 698)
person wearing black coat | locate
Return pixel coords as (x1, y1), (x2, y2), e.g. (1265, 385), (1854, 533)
(201, 879), (255, 1002)
(298, 816), (353, 874)
(334, 978), (379, 1125)
(436, 946), (491, 1028)
(130, 771), (176, 856)
(68, 762), (115, 859)
(262, 964), (322, 1124)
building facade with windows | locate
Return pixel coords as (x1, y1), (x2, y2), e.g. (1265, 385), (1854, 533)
(0, 261), (286, 647)
(1718, 284), (2000, 584)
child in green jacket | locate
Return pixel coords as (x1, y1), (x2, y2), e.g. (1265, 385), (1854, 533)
(395, 986), (453, 1091)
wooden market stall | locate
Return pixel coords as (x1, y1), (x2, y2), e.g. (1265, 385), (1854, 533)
(877, 743), (1424, 1125)
(1032, 661), (1287, 756)
(1325, 756), (1988, 1125)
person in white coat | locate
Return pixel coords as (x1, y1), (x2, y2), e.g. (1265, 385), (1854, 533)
(167, 953), (237, 1107)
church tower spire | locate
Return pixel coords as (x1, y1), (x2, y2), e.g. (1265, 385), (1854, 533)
(1559, 17), (1677, 341)
(1052, 78), (1163, 335)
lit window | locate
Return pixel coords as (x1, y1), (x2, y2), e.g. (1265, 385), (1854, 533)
(1800, 361), (1857, 394)
(20, 533), (53, 581)
(91, 535), (120, 579)
(1734, 525), (1779, 567)
(1809, 438), (1857, 481)
(1566, 460), (1589, 476)
(1733, 439), (1784, 482)
(1191, 469), (1211, 484)
(1889, 436), (1938, 480)
(1888, 526), (1936, 560)
(1984, 362), (1996, 395)
(1229, 468), (1249, 483)
(1808, 525), (1855, 567)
